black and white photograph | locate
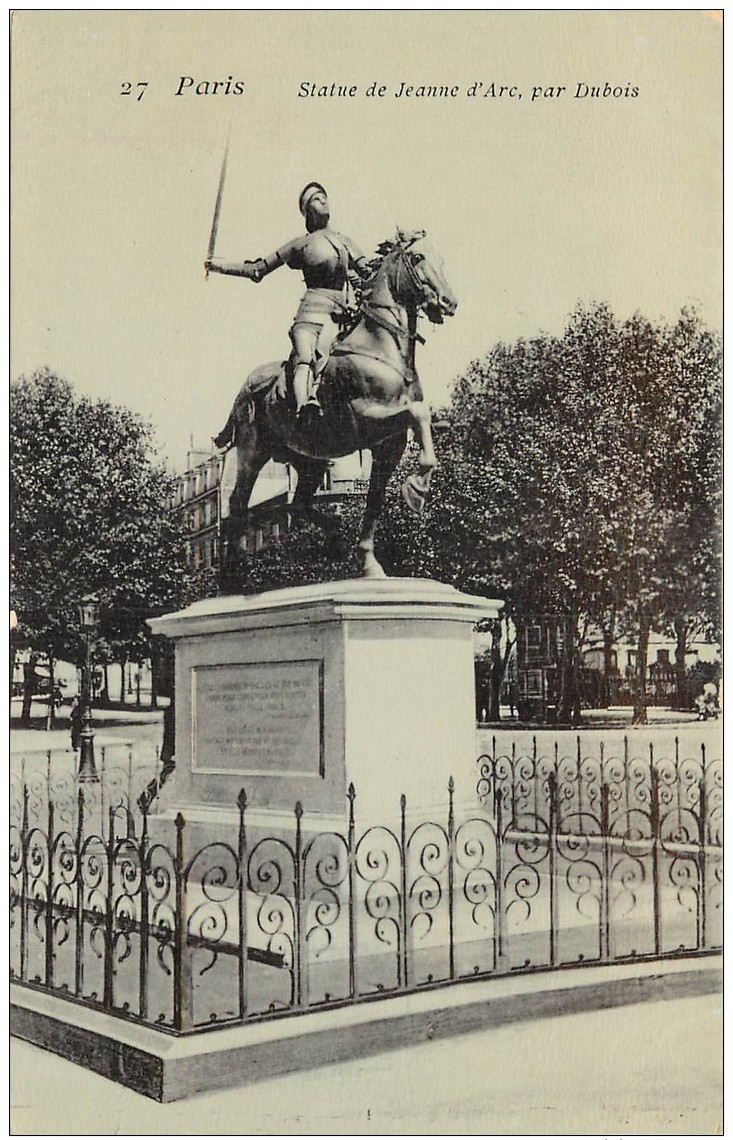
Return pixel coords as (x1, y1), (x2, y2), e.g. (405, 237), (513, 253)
(9, 10), (722, 1135)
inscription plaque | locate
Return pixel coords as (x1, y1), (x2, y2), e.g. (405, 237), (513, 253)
(192, 660), (324, 777)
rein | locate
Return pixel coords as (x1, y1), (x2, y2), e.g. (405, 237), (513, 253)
(330, 243), (430, 384)
(360, 301), (426, 346)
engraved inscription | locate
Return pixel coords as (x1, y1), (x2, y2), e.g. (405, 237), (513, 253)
(192, 660), (323, 777)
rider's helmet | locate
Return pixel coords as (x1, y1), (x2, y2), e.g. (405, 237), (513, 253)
(299, 182), (329, 231)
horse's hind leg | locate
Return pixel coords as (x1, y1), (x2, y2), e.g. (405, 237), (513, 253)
(220, 423), (272, 588)
(358, 431), (408, 578)
(289, 459), (330, 524)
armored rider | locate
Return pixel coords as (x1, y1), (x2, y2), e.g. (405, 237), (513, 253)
(205, 182), (370, 421)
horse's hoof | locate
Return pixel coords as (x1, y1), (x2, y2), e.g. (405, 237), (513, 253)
(361, 559), (387, 579)
(401, 475), (427, 516)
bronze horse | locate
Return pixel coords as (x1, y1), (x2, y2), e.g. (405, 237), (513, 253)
(214, 230), (457, 578)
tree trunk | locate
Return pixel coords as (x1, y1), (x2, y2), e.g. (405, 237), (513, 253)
(135, 666), (141, 707)
(673, 617), (689, 710)
(103, 663), (110, 706)
(10, 641), (17, 706)
(558, 614), (580, 725)
(632, 615), (651, 725)
(119, 657), (128, 703)
(45, 653), (55, 731)
(601, 611), (616, 708)
(487, 619), (503, 721)
(150, 647), (159, 710)
(21, 653), (38, 726)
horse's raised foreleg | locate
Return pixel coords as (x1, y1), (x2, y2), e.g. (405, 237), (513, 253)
(400, 399), (437, 516)
(358, 431), (408, 578)
(349, 396), (436, 518)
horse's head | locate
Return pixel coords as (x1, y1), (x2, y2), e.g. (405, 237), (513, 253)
(392, 230), (458, 324)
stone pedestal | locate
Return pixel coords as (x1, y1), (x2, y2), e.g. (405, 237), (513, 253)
(148, 579), (501, 824)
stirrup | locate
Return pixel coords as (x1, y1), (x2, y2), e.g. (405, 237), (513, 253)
(299, 397), (323, 417)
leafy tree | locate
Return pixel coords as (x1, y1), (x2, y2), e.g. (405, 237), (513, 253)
(10, 368), (186, 724)
(223, 305), (721, 727)
(380, 305), (721, 724)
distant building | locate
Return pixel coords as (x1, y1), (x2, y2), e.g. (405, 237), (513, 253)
(171, 447), (372, 597)
(171, 450), (226, 579)
(513, 612), (720, 722)
(515, 614), (575, 723)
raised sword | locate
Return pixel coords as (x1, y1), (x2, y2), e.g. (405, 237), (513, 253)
(205, 139), (230, 279)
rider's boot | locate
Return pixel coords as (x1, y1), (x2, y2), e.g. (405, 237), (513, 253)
(296, 367), (323, 424)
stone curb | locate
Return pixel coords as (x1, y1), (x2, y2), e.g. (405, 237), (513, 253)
(11, 955), (721, 1103)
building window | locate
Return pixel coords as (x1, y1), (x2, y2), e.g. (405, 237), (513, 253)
(527, 625), (542, 649)
(525, 669), (542, 697)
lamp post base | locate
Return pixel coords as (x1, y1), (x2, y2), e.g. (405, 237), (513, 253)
(77, 730), (98, 783)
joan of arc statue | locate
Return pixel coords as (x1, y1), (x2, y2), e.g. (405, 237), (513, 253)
(205, 182), (369, 420)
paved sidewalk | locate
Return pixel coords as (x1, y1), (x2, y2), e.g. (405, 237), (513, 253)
(11, 988), (722, 1135)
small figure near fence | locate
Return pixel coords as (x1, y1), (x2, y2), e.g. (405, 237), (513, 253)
(695, 682), (719, 721)
(69, 697), (83, 751)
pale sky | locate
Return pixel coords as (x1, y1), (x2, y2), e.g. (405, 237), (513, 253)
(11, 11), (722, 471)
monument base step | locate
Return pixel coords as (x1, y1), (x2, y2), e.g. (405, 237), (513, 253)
(11, 957), (721, 1102)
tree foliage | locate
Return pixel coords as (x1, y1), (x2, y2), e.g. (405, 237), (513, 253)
(233, 305), (722, 724)
(10, 368), (186, 710)
(382, 304), (722, 722)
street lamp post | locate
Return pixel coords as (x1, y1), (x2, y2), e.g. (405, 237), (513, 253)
(77, 595), (99, 783)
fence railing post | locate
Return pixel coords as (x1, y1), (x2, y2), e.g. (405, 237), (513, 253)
(548, 772), (558, 968)
(600, 783), (611, 962)
(294, 801), (306, 1009)
(45, 799), (55, 989)
(495, 787), (505, 970)
(20, 784), (29, 983)
(399, 794), (409, 990)
(138, 793), (149, 1021)
(103, 808), (115, 1009)
(697, 746), (707, 952)
(347, 783), (358, 1000)
(237, 789), (248, 1021)
(172, 812), (190, 1032)
(491, 735), (497, 822)
(576, 736), (584, 835)
(650, 761), (662, 957)
(74, 789), (85, 997)
(127, 746), (135, 837)
(447, 777), (456, 982)
(100, 746), (107, 839)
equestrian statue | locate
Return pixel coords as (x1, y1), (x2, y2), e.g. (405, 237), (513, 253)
(206, 178), (457, 580)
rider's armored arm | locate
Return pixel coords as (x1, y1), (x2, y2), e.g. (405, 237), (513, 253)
(205, 251), (283, 282)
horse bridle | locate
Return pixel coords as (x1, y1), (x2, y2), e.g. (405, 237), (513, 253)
(330, 237), (439, 384)
(357, 238), (439, 348)
(395, 235), (443, 316)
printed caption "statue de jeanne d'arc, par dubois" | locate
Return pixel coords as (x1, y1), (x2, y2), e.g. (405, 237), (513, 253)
(171, 76), (640, 100)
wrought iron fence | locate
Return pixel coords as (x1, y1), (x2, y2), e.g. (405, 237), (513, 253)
(476, 736), (722, 843)
(10, 742), (164, 841)
(10, 742), (721, 1037)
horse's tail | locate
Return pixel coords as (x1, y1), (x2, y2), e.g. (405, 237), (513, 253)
(213, 410), (236, 449)
(214, 363), (283, 448)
